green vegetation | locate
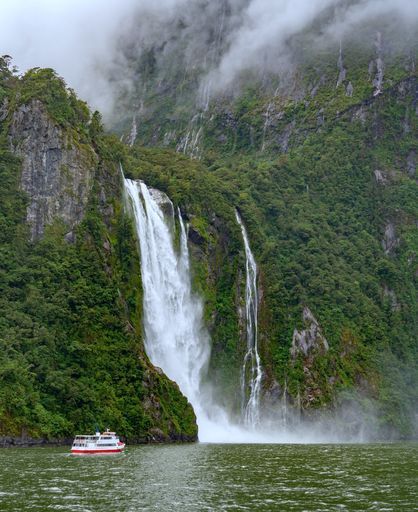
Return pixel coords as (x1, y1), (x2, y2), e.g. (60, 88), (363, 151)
(122, 63), (417, 435)
(0, 58), (197, 442)
(0, 29), (416, 443)
(123, 148), (245, 407)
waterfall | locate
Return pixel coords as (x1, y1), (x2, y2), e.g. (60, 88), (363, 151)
(235, 211), (263, 427)
(296, 385), (302, 424)
(124, 178), (272, 442)
(282, 378), (288, 428)
(261, 87), (279, 152)
(124, 179), (211, 421)
(123, 177), (368, 443)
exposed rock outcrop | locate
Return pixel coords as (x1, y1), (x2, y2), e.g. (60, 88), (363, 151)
(374, 169), (388, 185)
(291, 307), (329, 359)
(276, 120), (296, 152)
(407, 151), (416, 178)
(9, 100), (97, 241)
(149, 187), (174, 218)
(0, 435), (72, 448)
(346, 81), (354, 97)
(382, 222), (399, 255)
(188, 225), (206, 246)
(383, 285), (401, 312)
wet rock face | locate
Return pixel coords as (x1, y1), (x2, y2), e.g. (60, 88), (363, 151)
(276, 120), (295, 152)
(9, 99), (96, 241)
(149, 187), (174, 218)
(188, 226), (205, 246)
(291, 307), (329, 359)
(382, 222), (399, 255)
(407, 151), (416, 178)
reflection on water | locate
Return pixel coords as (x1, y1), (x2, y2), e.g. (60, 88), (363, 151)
(0, 443), (417, 511)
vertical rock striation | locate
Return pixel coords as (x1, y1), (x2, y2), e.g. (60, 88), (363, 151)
(291, 307), (329, 359)
(9, 99), (97, 240)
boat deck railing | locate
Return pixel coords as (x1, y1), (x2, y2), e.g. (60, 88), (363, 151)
(72, 435), (119, 447)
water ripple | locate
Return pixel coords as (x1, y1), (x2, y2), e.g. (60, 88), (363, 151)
(0, 443), (417, 511)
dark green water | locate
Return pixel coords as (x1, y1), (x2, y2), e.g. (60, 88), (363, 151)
(0, 443), (417, 511)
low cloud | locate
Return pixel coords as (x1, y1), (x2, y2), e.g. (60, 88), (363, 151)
(209, 0), (418, 90)
(0, 0), (416, 116)
(0, 0), (189, 114)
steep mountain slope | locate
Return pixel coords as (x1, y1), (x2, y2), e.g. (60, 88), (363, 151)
(113, 14), (418, 437)
(0, 61), (197, 444)
(0, 5), (417, 442)
(122, 86), (418, 436)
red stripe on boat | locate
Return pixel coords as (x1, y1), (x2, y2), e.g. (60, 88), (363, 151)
(71, 449), (123, 454)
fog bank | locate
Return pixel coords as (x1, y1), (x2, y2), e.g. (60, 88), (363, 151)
(0, 1), (416, 119)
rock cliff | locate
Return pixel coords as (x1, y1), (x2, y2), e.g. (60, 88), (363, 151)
(291, 307), (329, 359)
(9, 99), (96, 241)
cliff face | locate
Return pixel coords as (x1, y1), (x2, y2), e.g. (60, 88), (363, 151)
(113, 15), (417, 159)
(119, 28), (417, 437)
(9, 99), (96, 241)
(291, 307), (329, 360)
(0, 21), (416, 441)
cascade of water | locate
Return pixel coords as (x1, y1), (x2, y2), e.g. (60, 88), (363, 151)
(123, 179), (362, 443)
(336, 40), (347, 88)
(124, 179), (211, 415)
(235, 211), (263, 427)
(296, 385), (302, 424)
(261, 87), (279, 152)
(128, 116), (137, 147)
(282, 378), (288, 428)
(124, 178), (273, 442)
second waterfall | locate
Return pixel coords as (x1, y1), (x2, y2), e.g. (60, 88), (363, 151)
(235, 211), (263, 427)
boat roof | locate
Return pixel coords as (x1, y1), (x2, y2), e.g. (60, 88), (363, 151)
(74, 432), (117, 438)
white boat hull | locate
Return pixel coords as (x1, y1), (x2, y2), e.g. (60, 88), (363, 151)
(71, 445), (125, 455)
(71, 430), (125, 455)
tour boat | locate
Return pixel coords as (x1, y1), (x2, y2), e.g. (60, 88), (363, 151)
(71, 429), (125, 455)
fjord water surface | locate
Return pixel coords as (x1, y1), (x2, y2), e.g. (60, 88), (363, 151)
(1, 443), (417, 511)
